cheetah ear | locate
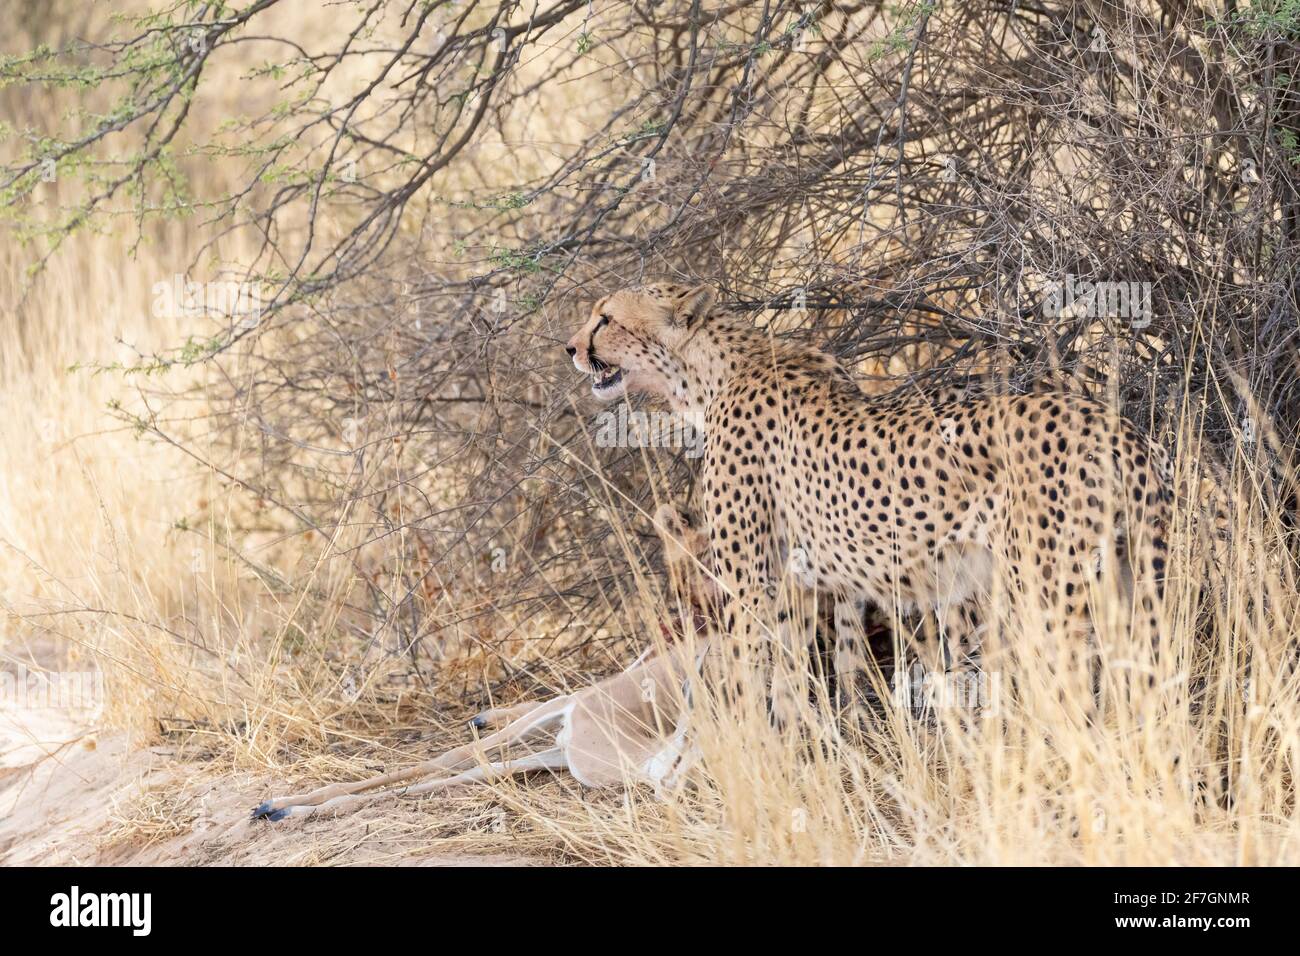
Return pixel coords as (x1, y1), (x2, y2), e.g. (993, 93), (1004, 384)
(671, 284), (714, 327)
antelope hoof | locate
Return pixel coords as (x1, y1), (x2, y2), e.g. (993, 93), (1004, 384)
(251, 801), (291, 823)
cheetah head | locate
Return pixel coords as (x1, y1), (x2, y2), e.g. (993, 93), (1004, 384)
(566, 283), (714, 404)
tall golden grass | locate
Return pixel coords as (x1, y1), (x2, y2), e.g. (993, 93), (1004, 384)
(2, 2), (1297, 865)
(432, 407), (1297, 866)
(8, 263), (1299, 865)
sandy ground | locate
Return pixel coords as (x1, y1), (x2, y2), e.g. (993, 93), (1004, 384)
(0, 707), (540, 866)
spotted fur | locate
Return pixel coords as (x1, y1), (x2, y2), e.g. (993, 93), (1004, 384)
(569, 283), (1173, 721)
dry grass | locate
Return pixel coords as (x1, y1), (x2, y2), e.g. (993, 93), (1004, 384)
(2, 1), (1298, 867)
(6, 286), (1299, 865)
(476, 434), (1300, 866)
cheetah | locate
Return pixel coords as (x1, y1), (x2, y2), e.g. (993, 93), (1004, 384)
(566, 282), (1173, 721)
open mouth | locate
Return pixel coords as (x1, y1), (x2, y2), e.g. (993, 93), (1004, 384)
(591, 367), (624, 393)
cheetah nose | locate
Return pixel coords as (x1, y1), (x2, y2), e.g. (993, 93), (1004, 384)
(565, 345), (577, 357)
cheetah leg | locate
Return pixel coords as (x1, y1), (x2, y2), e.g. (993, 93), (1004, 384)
(896, 600), (990, 718)
(767, 582), (819, 730)
(705, 474), (784, 715)
(664, 488), (818, 730)
(832, 597), (871, 714)
(937, 600), (987, 672)
(715, 572), (801, 729)
(1120, 489), (1172, 658)
(940, 600), (992, 716)
(1082, 486), (1172, 709)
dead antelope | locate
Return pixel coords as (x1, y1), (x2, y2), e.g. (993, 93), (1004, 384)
(252, 505), (716, 822)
